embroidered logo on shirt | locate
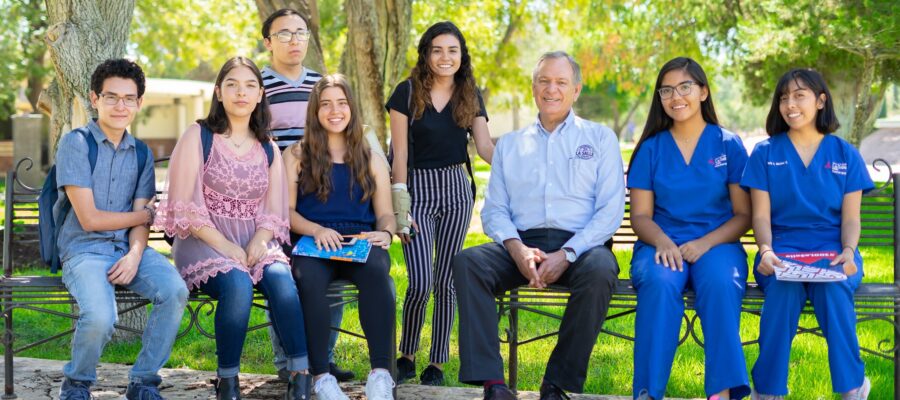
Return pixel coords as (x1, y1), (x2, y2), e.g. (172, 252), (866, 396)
(575, 144), (595, 160)
(708, 154), (727, 168)
(825, 161), (847, 175)
(767, 160), (789, 166)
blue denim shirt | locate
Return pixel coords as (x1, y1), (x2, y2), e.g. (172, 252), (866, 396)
(481, 110), (625, 256)
(54, 120), (156, 262)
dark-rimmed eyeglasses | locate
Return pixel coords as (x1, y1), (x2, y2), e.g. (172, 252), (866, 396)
(658, 81), (697, 100)
(269, 30), (310, 43)
(99, 92), (139, 107)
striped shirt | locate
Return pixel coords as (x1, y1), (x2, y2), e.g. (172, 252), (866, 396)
(262, 66), (322, 150)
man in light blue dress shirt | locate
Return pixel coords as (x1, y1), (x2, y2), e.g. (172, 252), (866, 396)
(452, 51), (625, 400)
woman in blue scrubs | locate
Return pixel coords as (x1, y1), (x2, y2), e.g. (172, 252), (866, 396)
(741, 69), (873, 400)
(628, 57), (751, 400)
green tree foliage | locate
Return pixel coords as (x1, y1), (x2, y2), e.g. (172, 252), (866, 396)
(0, 0), (49, 120)
(686, 0), (900, 144)
(130, 0), (259, 81)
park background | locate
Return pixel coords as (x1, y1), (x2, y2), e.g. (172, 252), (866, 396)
(0, 0), (899, 398)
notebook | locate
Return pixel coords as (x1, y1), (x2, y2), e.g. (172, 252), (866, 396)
(291, 235), (372, 263)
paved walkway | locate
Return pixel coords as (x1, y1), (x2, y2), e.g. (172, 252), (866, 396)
(0, 357), (696, 399)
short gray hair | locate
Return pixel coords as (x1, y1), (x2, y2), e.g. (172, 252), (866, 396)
(532, 51), (582, 86)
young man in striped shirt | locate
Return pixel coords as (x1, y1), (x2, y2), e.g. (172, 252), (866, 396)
(261, 8), (355, 384)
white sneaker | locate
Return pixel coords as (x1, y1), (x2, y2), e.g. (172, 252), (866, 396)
(313, 374), (349, 400)
(364, 369), (395, 400)
(841, 376), (871, 400)
(750, 387), (784, 400)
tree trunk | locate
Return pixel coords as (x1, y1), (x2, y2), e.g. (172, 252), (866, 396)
(849, 53), (886, 146)
(45, 0), (147, 343)
(340, 0), (411, 150)
(254, 0), (327, 74)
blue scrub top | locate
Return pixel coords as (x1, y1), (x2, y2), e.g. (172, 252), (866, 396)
(740, 133), (874, 249)
(627, 124), (748, 245)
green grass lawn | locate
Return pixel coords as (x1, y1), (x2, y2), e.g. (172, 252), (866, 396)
(2, 167), (896, 398)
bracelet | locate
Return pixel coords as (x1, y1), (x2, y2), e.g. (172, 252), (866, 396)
(143, 206), (156, 228)
(381, 229), (394, 239)
(759, 249), (773, 258)
(843, 246), (856, 253)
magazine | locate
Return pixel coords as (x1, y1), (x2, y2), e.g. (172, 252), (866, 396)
(773, 251), (847, 282)
(292, 235), (372, 263)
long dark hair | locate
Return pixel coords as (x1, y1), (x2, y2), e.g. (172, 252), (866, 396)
(765, 68), (840, 136)
(628, 57), (718, 172)
(296, 74), (375, 202)
(198, 56), (272, 144)
(408, 21), (480, 128)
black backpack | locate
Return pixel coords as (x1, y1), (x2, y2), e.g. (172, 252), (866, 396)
(38, 128), (150, 273)
(163, 123), (274, 245)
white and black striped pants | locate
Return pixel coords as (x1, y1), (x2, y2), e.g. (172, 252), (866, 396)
(399, 164), (474, 364)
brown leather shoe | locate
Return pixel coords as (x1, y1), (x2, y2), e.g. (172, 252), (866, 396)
(483, 384), (517, 400)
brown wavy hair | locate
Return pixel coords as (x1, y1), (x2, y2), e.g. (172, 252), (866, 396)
(409, 21), (480, 128)
(296, 74), (375, 202)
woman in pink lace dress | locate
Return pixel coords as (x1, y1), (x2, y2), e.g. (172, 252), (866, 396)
(155, 56), (312, 400)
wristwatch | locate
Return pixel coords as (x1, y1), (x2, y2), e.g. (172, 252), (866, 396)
(563, 247), (577, 263)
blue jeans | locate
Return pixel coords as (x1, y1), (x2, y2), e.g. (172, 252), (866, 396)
(62, 248), (188, 385)
(270, 297), (343, 370)
(199, 263), (309, 378)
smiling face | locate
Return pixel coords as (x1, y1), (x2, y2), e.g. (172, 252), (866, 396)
(659, 68), (708, 125)
(532, 57), (582, 125)
(215, 66), (263, 120)
(428, 33), (462, 79)
(317, 86), (351, 135)
(90, 77), (142, 134)
(779, 78), (826, 132)
(264, 14), (309, 69)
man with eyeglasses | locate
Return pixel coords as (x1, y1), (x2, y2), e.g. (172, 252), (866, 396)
(259, 8), (357, 384)
(55, 59), (188, 400)
(452, 51), (624, 400)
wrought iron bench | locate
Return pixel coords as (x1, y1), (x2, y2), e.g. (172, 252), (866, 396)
(0, 157), (396, 398)
(496, 159), (899, 394)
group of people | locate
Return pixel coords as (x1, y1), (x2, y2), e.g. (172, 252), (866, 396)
(51, 7), (873, 400)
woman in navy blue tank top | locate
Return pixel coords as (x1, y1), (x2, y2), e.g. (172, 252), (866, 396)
(283, 74), (397, 400)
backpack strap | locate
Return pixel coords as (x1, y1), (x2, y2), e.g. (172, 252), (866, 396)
(79, 128), (99, 172)
(133, 139), (149, 198)
(262, 139), (274, 167)
(200, 123), (214, 164)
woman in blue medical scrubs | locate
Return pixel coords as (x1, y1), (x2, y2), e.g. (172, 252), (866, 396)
(627, 57), (751, 400)
(741, 69), (873, 400)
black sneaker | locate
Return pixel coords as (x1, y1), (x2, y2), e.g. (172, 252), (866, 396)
(419, 365), (444, 386)
(395, 356), (416, 383)
(277, 368), (291, 383)
(59, 378), (93, 400)
(329, 362), (355, 382)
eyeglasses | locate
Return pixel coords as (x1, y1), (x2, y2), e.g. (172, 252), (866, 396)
(99, 92), (139, 107)
(269, 30), (311, 43)
(658, 81), (698, 100)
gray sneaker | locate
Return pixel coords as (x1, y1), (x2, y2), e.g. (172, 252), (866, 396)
(125, 382), (164, 400)
(635, 390), (651, 400)
(841, 376), (871, 400)
(365, 369), (395, 400)
(59, 378), (94, 400)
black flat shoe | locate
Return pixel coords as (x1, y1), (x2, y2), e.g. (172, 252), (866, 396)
(419, 365), (444, 386)
(214, 376), (241, 400)
(483, 383), (517, 400)
(285, 372), (313, 400)
(329, 362), (355, 382)
(396, 356), (416, 383)
(539, 381), (570, 400)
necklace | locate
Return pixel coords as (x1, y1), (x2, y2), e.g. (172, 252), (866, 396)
(226, 134), (250, 148)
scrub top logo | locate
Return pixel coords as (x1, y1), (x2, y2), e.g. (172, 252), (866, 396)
(575, 144), (595, 160)
(708, 154), (727, 168)
(767, 160), (789, 166)
(826, 161), (847, 175)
